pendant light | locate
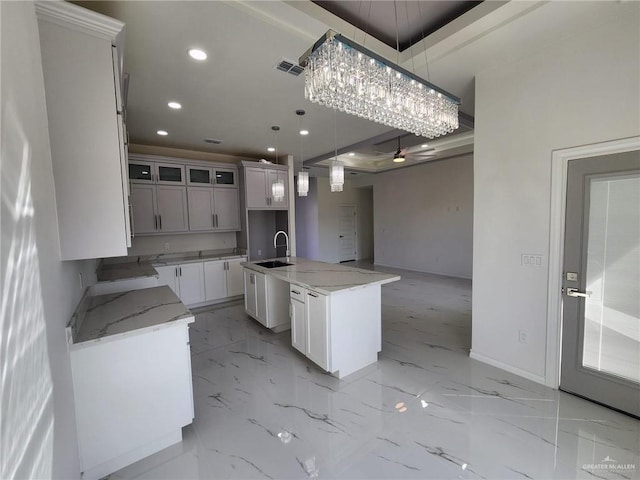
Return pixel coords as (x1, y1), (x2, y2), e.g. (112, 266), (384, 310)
(270, 125), (285, 202)
(296, 109), (309, 197)
(330, 109), (344, 192)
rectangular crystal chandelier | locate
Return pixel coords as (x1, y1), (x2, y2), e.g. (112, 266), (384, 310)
(299, 30), (460, 139)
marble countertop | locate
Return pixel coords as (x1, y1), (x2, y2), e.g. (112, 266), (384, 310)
(72, 286), (193, 345)
(97, 261), (158, 282)
(97, 249), (247, 282)
(241, 257), (400, 295)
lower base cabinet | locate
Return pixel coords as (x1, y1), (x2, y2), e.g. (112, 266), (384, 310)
(156, 256), (246, 307)
(70, 319), (194, 480)
(243, 267), (289, 331)
(290, 285), (329, 371)
(155, 263), (205, 305)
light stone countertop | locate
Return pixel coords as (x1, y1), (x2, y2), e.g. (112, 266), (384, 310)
(72, 286), (193, 346)
(241, 257), (400, 295)
(96, 250), (247, 282)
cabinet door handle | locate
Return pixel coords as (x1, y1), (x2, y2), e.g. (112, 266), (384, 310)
(154, 214), (158, 230)
(292, 289), (300, 295)
(250, 273), (255, 284)
(179, 266), (182, 276)
(175, 267), (178, 277)
(159, 215), (162, 230)
(308, 292), (318, 298)
(129, 202), (135, 239)
(212, 214), (215, 228)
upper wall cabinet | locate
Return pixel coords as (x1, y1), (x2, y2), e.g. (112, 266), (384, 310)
(36, 2), (131, 260)
(242, 163), (289, 209)
(187, 166), (236, 187)
(129, 160), (185, 185)
(128, 154), (240, 235)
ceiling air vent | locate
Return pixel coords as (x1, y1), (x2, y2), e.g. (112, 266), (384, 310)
(275, 58), (305, 76)
(204, 138), (223, 145)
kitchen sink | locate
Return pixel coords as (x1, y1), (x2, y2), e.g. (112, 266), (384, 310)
(255, 260), (293, 269)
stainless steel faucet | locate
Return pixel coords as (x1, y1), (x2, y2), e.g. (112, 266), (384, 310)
(273, 230), (290, 260)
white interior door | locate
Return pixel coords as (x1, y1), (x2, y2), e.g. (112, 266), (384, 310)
(560, 150), (640, 417)
(338, 205), (357, 263)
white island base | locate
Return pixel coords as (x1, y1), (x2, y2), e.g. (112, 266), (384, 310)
(314, 284), (382, 379)
(243, 257), (400, 379)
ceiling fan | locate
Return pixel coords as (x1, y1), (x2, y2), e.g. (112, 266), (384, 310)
(384, 137), (437, 164)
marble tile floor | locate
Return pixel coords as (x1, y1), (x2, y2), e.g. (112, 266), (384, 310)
(109, 265), (639, 480)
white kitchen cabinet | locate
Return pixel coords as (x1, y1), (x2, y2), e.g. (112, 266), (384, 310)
(68, 291), (194, 480)
(129, 160), (185, 185)
(204, 260), (227, 301)
(156, 185), (189, 232)
(36, 2), (131, 260)
(156, 263), (204, 305)
(213, 188), (239, 230)
(204, 256), (247, 302)
(288, 286), (329, 370)
(130, 184), (156, 234)
(131, 184), (188, 234)
(187, 165), (236, 187)
(306, 290), (329, 370)
(244, 269), (259, 319)
(243, 267), (290, 331)
(226, 257), (245, 297)
(244, 166), (289, 209)
(178, 263), (205, 305)
(187, 186), (239, 232)
(155, 265), (180, 296)
(187, 187), (215, 231)
(290, 286), (306, 354)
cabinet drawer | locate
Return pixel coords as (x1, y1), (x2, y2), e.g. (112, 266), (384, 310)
(289, 285), (305, 302)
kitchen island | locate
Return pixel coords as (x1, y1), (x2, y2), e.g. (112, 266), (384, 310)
(67, 286), (195, 480)
(242, 257), (400, 378)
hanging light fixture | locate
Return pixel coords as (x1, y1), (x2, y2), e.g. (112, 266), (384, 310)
(296, 110), (310, 197)
(329, 108), (344, 192)
(329, 161), (344, 192)
(270, 125), (285, 202)
(299, 30), (460, 139)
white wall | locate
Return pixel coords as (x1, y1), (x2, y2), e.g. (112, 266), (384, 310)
(316, 177), (360, 263)
(472, 2), (640, 382)
(369, 155), (474, 278)
(1, 2), (95, 477)
(356, 187), (374, 260)
(295, 176), (320, 259)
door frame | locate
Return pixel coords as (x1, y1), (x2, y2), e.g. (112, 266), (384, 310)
(546, 136), (640, 389)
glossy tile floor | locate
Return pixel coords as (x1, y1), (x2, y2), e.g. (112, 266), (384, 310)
(110, 265), (639, 480)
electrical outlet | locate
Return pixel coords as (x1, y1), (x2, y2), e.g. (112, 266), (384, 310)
(258, 249), (262, 257)
(521, 254), (542, 266)
(519, 330), (528, 344)
(164, 242), (170, 251)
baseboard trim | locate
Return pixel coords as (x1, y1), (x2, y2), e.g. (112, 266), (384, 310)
(470, 350), (547, 386)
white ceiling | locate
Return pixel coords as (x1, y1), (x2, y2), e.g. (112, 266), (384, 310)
(76, 1), (617, 174)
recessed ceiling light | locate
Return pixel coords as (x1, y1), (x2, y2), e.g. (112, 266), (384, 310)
(267, 147), (275, 152)
(168, 101), (182, 109)
(187, 48), (207, 61)
(348, 152), (355, 156)
(299, 130), (309, 136)
(157, 130), (168, 136)
(393, 157), (405, 163)
(421, 144), (429, 148)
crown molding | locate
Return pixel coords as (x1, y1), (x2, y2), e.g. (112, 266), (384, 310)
(35, 1), (124, 42)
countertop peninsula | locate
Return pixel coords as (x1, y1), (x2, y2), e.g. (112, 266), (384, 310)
(71, 286), (193, 345)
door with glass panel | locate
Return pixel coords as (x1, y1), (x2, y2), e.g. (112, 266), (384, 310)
(560, 150), (640, 417)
